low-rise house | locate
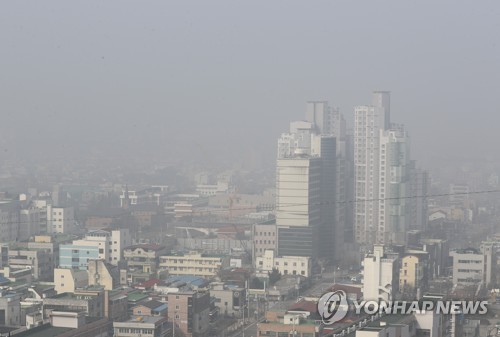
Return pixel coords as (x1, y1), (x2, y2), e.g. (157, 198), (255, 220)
(132, 300), (167, 317)
(123, 244), (167, 284)
(42, 289), (105, 318)
(209, 282), (245, 317)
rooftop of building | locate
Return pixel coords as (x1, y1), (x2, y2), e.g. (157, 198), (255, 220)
(288, 300), (318, 315)
(125, 243), (166, 251)
(86, 209), (129, 217)
(134, 299), (165, 310)
(162, 250), (225, 259)
(13, 317), (105, 337)
(135, 278), (163, 289)
(330, 283), (363, 296)
(0, 275), (11, 285)
(164, 275), (210, 288)
(116, 315), (167, 325)
(49, 292), (100, 300)
(404, 250), (429, 256)
(453, 247), (481, 254)
(127, 292), (150, 303)
(327, 313), (415, 337)
(13, 325), (71, 337)
(364, 314), (415, 328)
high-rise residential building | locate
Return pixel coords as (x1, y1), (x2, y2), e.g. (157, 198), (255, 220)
(372, 91), (391, 130)
(378, 126), (410, 244)
(354, 104), (386, 245)
(354, 92), (412, 246)
(408, 161), (430, 231)
(306, 101), (345, 137)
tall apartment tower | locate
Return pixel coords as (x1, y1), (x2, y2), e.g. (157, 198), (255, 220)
(354, 92), (411, 246)
(408, 161), (430, 231)
(378, 126), (410, 244)
(306, 101), (345, 137)
(354, 105), (386, 245)
(372, 91), (391, 130)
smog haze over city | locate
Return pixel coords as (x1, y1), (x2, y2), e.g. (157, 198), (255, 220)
(1, 2), (500, 337)
(2, 2), (500, 171)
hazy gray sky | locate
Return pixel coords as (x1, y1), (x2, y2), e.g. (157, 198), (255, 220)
(1, 1), (499, 169)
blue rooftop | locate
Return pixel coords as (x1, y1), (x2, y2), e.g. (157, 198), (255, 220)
(153, 303), (168, 312)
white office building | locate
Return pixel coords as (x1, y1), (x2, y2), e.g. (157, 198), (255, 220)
(255, 249), (311, 277)
(450, 244), (496, 287)
(276, 156), (321, 258)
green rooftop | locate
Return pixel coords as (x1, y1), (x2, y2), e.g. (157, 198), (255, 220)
(127, 292), (149, 302)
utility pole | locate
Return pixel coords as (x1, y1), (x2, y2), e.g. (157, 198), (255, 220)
(172, 310), (177, 337)
(242, 300), (245, 337)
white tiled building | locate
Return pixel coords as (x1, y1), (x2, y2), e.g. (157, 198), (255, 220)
(255, 249), (311, 277)
(47, 206), (75, 234)
(159, 252), (225, 277)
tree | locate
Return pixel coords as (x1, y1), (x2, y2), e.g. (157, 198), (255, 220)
(268, 268), (281, 286)
(250, 277), (264, 289)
